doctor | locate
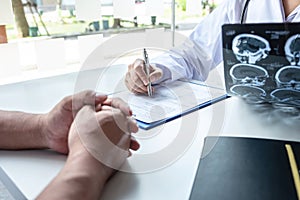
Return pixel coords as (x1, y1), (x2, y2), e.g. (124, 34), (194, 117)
(125, 0), (300, 94)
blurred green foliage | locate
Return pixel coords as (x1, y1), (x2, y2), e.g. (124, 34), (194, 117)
(178, 0), (186, 11)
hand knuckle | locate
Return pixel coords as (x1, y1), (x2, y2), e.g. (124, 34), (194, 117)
(62, 95), (71, 104)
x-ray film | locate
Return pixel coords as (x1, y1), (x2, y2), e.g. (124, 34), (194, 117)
(222, 23), (300, 107)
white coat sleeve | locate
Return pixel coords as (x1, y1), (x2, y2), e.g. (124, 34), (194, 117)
(151, 0), (243, 83)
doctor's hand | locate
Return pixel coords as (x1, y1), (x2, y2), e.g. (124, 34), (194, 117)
(41, 90), (108, 154)
(125, 59), (163, 94)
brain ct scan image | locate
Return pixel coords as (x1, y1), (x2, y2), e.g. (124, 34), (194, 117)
(285, 34), (300, 66)
(223, 23), (300, 108)
(230, 63), (269, 86)
(232, 33), (271, 64)
(230, 84), (267, 102)
(275, 66), (300, 89)
(270, 89), (300, 106)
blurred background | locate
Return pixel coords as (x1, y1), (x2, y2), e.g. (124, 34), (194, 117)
(6, 0), (221, 39)
(0, 0), (222, 84)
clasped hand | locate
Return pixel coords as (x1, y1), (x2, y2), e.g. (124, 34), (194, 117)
(40, 90), (139, 166)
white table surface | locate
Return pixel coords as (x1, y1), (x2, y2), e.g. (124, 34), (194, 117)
(0, 64), (299, 200)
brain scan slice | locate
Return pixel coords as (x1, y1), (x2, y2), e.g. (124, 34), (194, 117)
(285, 34), (300, 66)
(232, 34), (271, 64)
(230, 84), (267, 103)
(270, 88), (300, 106)
(230, 63), (269, 86)
(275, 66), (300, 89)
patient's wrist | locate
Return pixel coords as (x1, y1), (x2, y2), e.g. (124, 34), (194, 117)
(38, 114), (54, 150)
(68, 146), (114, 182)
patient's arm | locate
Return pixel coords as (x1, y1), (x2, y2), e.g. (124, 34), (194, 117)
(0, 110), (46, 150)
(0, 90), (108, 153)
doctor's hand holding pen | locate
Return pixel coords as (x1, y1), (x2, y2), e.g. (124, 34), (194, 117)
(125, 58), (163, 95)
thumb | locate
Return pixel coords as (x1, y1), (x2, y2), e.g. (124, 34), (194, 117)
(95, 93), (109, 105)
(149, 67), (163, 83)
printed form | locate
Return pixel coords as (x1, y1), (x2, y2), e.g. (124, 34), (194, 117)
(112, 81), (226, 124)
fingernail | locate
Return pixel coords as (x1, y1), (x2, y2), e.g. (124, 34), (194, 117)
(95, 93), (107, 98)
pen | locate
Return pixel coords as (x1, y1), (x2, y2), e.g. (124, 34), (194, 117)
(143, 48), (153, 96)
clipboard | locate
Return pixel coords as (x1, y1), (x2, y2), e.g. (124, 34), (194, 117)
(136, 94), (227, 130)
(111, 80), (227, 130)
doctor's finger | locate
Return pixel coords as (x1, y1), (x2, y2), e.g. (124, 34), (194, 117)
(125, 78), (148, 94)
(125, 71), (148, 93)
(133, 62), (149, 86)
(128, 59), (143, 70)
(149, 69), (163, 83)
(125, 72), (146, 93)
(128, 63), (134, 71)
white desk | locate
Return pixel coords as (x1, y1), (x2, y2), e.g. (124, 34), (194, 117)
(0, 65), (300, 200)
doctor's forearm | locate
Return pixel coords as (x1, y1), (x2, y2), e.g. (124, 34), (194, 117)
(0, 110), (47, 150)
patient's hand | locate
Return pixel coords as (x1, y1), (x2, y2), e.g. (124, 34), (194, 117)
(41, 90), (108, 154)
(68, 99), (139, 179)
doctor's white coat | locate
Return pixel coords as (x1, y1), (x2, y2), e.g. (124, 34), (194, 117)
(151, 0), (300, 83)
